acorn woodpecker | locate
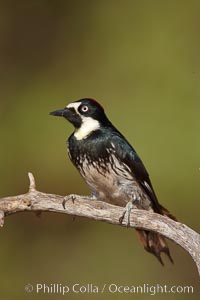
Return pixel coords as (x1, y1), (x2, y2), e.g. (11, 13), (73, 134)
(50, 98), (177, 265)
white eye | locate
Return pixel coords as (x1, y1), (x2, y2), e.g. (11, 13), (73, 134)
(81, 105), (89, 112)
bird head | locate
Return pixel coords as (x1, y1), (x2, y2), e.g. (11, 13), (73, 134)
(50, 98), (110, 140)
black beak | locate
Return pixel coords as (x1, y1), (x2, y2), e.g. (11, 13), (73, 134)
(49, 106), (82, 128)
(49, 109), (65, 117)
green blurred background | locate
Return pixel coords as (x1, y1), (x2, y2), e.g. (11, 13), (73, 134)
(0, 0), (199, 299)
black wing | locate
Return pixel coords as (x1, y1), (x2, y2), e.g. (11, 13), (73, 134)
(110, 132), (162, 213)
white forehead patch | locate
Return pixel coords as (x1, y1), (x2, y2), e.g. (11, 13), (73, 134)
(66, 102), (81, 113)
(74, 116), (100, 140)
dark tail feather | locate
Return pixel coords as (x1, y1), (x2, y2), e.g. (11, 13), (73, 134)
(135, 229), (173, 265)
(159, 204), (177, 221)
(135, 205), (177, 265)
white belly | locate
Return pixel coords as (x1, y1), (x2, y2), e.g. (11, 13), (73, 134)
(79, 157), (151, 209)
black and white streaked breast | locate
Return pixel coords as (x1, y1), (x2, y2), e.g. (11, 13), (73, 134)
(67, 128), (152, 210)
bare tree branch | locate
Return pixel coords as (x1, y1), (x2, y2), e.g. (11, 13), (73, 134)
(0, 210), (4, 227)
(0, 173), (199, 276)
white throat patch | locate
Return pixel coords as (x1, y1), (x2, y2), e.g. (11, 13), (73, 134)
(74, 116), (100, 140)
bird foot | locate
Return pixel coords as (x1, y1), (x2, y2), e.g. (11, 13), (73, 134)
(119, 195), (137, 227)
(62, 194), (79, 209)
(62, 194), (94, 209)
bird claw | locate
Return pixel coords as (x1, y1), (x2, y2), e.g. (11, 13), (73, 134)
(119, 195), (137, 227)
(62, 194), (77, 209)
(62, 194), (94, 209)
